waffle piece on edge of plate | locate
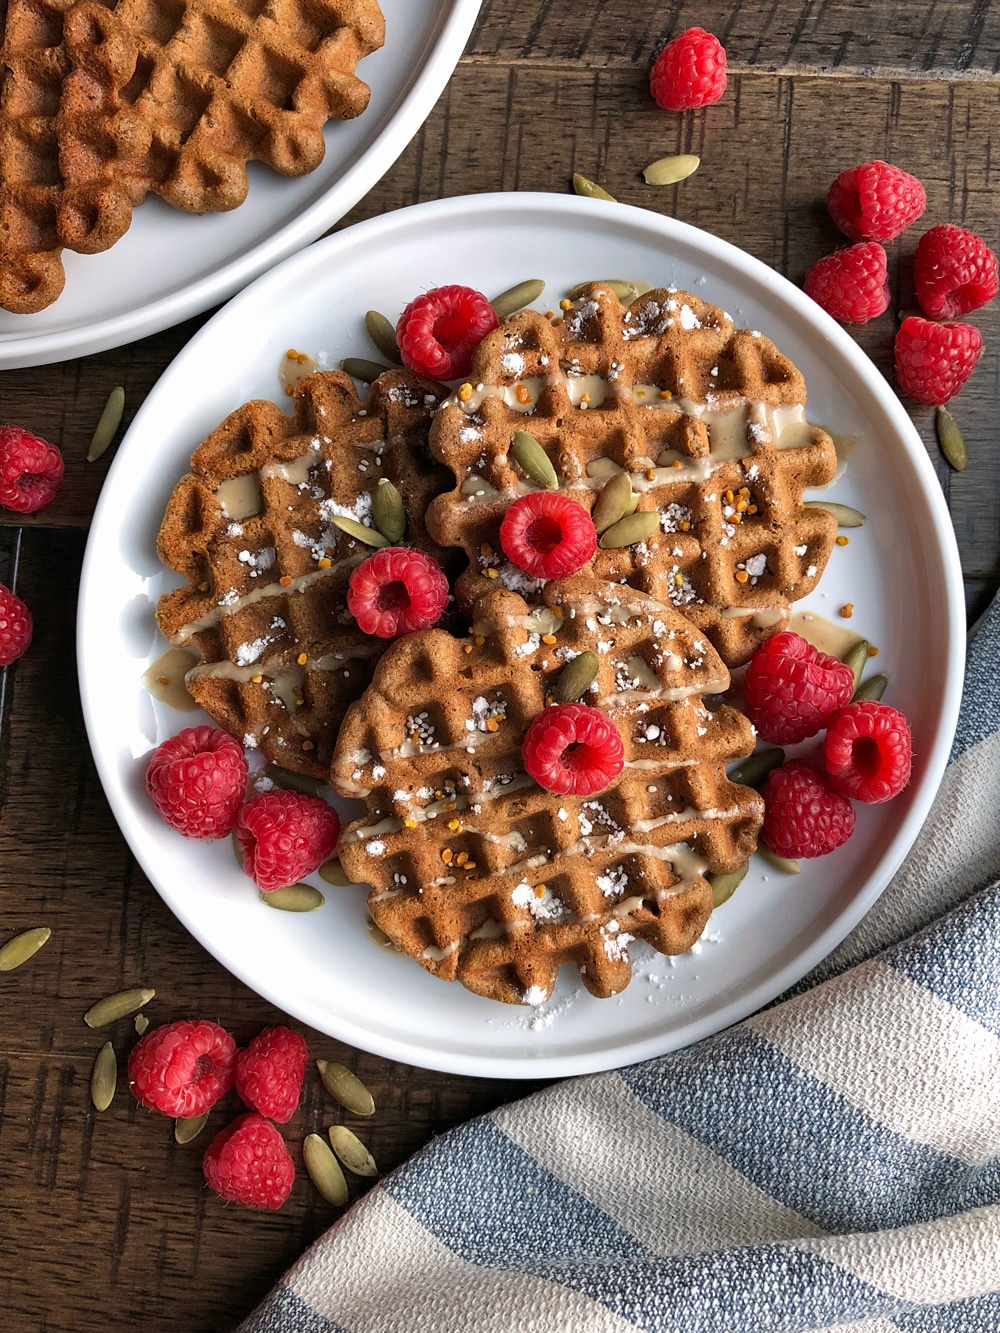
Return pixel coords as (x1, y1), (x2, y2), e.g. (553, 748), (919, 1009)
(426, 282), (839, 667)
(0, 0), (149, 314)
(331, 575), (763, 1006)
(155, 368), (454, 780)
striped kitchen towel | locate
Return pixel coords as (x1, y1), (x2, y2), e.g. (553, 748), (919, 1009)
(241, 597), (1000, 1333)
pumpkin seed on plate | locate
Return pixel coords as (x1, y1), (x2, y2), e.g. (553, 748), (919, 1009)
(319, 858), (353, 886)
(591, 471), (636, 533)
(709, 862), (748, 909)
(364, 310), (402, 364)
(84, 987), (155, 1028)
(330, 514), (389, 548)
(316, 1060), (375, 1116)
(265, 765), (330, 797)
(756, 844), (801, 875)
(599, 510), (659, 549)
(727, 748), (785, 789)
(567, 279), (641, 303)
(853, 672), (889, 703)
(642, 153), (700, 186)
(175, 1111), (210, 1145)
(572, 172), (616, 202)
(935, 405), (967, 472)
(372, 478), (406, 542)
(841, 640), (870, 693)
(90, 1041), (117, 1112)
(802, 500), (866, 527)
(341, 357), (390, 384)
(0, 926), (51, 971)
(553, 650), (600, 703)
(304, 1133), (349, 1206)
(510, 431), (558, 489)
(491, 279), (545, 320)
(87, 386), (125, 462)
(262, 884), (326, 913)
(329, 1125), (379, 1178)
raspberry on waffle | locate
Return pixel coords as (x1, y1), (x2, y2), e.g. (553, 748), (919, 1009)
(155, 369), (454, 778)
(427, 283), (839, 667)
(331, 576), (763, 1006)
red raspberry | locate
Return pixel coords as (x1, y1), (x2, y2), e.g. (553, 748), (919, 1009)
(396, 285), (498, 380)
(0, 583), (32, 665)
(522, 702), (624, 797)
(761, 760), (856, 859)
(894, 316), (983, 405)
(500, 491), (597, 580)
(146, 726), (248, 839)
(235, 1025), (308, 1123)
(802, 243), (889, 324)
(826, 160), (926, 243)
(743, 631), (854, 745)
(202, 1113), (295, 1210)
(913, 223), (999, 320)
(0, 424), (64, 514)
(235, 789), (340, 891)
(128, 1019), (237, 1117)
(347, 546), (449, 638)
(822, 701), (912, 803)
(649, 28), (727, 111)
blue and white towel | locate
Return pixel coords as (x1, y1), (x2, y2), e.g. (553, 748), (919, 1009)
(242, 599), (1000, 1333)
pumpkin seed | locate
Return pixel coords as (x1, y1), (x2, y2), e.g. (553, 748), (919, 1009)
(372, 478), (406, 542)
(174, 1111), (210, 1145)
(572, 172), (616, 202)
(841, 639), (870, 693)
(803, 500), (867, 527)
(84, 987), (155, 1028)
(330, 514), (389, 548)
(727, 748), (785, 789)
(90, 1041), (117, 1112)
(756, 844), (801, 875)
(364, 310), (402, 364)
(599, 510), (659, 549)
(567, 279), (640, 303)
(853, 672), (889, 703)
(709, 862), (749, 909)
(553, 650), (600, 703)
(262, 884), (326, 913)
(265, 765), (329, 797)
(591, 471), (636, 533)
(491, 279), (545, 320)
(319, 858), (353, 886)
(304, 1133), (349, 1206)
(341, 357), (390, 384)
(0, 926), (51, 971)
(642, 153), (700, 186)
(329, 1125), (379, 1178)
(316, 1059), (375, 1116)
(87, 386), (125, 462)
(511, 430), (558, 489)
(936, 405), (967, 472)
(134, 1014), (149, 1035)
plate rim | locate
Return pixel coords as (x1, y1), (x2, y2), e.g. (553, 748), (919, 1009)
(78, 191), (967, 1077)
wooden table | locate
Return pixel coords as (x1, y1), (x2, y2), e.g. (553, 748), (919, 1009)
(1, 4), (997, 1329)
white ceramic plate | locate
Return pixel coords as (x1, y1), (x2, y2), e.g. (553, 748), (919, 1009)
(78, 192), (965, 1078)
(0, 0), (481, 370)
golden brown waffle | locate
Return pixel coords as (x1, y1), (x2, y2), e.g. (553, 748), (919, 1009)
(427, 283), (839, 667)
(155, 368), (455, 779)
(332, 576), (763, 1006)
(0, 0), (147, 313)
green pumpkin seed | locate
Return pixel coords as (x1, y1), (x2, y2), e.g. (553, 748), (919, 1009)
(330, 515), (389, 548)
(709, 862), (749, 909)
(756, 844), (801, 875)
(553, 650), (600, 703)
(803, 500), (867, 527)
(317, 1060), (375, 1116)
(599, 510), (659, 549)
(853, 672), (889, 703)
(372, 478), (406, 542)
(591, 472), (636, 533)
(841, 640), (870, 693)
(174, 1111), (210, 1145)
(90, 1041), (117, 1112)
(491, 279), (545, 320)
(319, 858), (353, 886)
(262, 884), (326, 913)
(567, 279), (640, 303)
(364, 310), (402, 364)
(87, 386), (125, 462)
(341, 357), (390, 384)
(936, 405), (968, 472)
(264, 765), (330, 797)
(329, 1125), (379, 1178)
(511, 430), (558, 489)
(304, 1133), (350, 1206)
(0, 926), (51, 971)
(642, 153), (700, 186)
(134, 1014), (149, 1035)
(572, 172), (616, 202)
(84, 987), (155, 1028)
(727, 748), (785, 789)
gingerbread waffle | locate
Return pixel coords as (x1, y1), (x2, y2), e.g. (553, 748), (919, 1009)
(155, 368), (455, 779)
(332, 576), (763, 1006)
(427, 283), (839, 667)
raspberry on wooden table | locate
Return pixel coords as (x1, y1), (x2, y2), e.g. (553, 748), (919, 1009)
(146, 726), (248, 839)
(0, 423), (64, 514)
(522, 702), (625, 797)
(649, 27), (727, 111)
(762, 760), (856, 859)
(202, 1113), (295, 1210)
(128, 1019), (237, 1118)
(0, 584), (32, 666)
(822, 701), (912, 803)
(235, 1026), (308, 1123)
(396, 284), (499, 380)
(803, 243), (889, 324)
(499, 491), (597, 580)
(894, 315), (983, 405)
(913, 223), (999, 320)
(347, 546), (449, 638)
(743, 631), (854, 745)
(235, 789), (340, 891)
(826, 160), (926, 242)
